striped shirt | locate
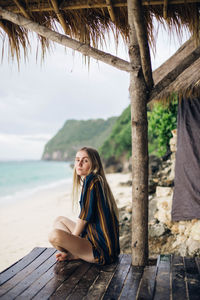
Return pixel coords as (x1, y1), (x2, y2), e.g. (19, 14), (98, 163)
(79, 173), (120, 265)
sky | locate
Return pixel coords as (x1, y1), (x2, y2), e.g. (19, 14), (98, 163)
(0, 23), (189, 160)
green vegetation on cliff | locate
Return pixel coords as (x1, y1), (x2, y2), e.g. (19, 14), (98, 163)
(99, 106), (132, 159)
(42, 117), (117, 161)
(100, 97), (178, 159)
(42, 97), (178, 163)
(148, 98), (178, 156)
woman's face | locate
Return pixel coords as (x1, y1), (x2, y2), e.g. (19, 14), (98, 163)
(75, 150), (91, 177)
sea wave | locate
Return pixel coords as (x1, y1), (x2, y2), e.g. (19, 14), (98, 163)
(0, 177), (72, 207)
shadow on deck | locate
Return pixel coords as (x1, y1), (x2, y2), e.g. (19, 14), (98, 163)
(0, 247), (200, 299)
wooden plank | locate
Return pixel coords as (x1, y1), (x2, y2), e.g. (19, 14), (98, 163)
(2, 250), (57, 299)
(15, 261), (71, 300)
(51, 257), (123, 300)
(50, 262), (92, 300)
(34, 261), (89, 300)
(0, 248), (56, 298)
(67, 264), (101, 300)
(102, 254), (132, 300)
(98, 254), (123, 272)
(119, 266), (143, 299)
(3, 250), (200, 300)
(15, 265), (56, 299)
(84, 256), (123, 300)
(184, 257), (200, 300)
(154, 255), (171, 300)
(0, 247), (46, 285)
(83, 271), (115, 300)
(171, 255), (187, 300)
(136, 256), (159, 300)
(32, 261), (81, 299)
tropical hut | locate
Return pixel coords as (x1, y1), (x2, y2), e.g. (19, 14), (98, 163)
(151, 37), (200, 230)
(152, 38), (200, 101)
(0, 0), (200, 267)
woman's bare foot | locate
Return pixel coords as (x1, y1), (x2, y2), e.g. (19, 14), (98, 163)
(55, 251), (80, 262)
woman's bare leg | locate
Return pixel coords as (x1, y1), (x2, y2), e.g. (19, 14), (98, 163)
(49, 229), (95, 263)
(50, 216), (77, 261)
(53, 216), (76, 233)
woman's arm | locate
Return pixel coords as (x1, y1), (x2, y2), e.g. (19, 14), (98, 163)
(72, 218), (87, 236)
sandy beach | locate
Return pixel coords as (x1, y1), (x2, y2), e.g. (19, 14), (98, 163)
(0, 172), (132, 272)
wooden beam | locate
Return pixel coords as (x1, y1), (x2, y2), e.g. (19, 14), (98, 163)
(127, 0), (149, 267)
(50, 0), (69, 34)
(13, 0), (30, 19)
(106, 0), (116, 23)
(149, 43), (200, 101)
(131, 0), (154, 90)
(163, 0), (168, 19)
(0, 6), (137, 73)
(4, 0), (200, 14)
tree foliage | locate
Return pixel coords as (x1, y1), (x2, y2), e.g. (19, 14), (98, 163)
(99, 106), (131, 159)
(100, 96), (178, 159)
(148, 97), (178, 156)
(42, 97), (178, 162)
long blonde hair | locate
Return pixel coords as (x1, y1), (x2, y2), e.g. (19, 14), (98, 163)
(72, 147), (119, 220)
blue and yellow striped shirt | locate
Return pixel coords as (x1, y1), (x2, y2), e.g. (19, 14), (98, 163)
(79, 173), (120, 265)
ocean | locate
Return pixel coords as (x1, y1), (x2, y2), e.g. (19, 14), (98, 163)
(0, 160), (73, 206)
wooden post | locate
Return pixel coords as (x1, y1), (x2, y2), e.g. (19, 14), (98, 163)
(127, 0), (149, 266)
(129, 0), (153, 90)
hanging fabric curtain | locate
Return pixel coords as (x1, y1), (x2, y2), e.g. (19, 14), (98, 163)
(172, 97), (200, 221)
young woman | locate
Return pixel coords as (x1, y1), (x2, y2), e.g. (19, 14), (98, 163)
(48, 147), (120, 265)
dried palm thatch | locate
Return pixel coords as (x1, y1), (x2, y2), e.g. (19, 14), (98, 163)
(152, 38), (200, 100)
(155, 57), (200, 100)
(0, 0), (200, 61)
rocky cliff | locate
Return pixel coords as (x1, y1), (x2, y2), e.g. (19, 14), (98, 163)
(42, 117), (117, 162)
(119, 129), (200, 257)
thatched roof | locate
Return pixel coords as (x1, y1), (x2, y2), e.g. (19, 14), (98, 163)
(152, 38), (200, 100)
(1, 1), (200, 100)
(0, 0), (200, 60)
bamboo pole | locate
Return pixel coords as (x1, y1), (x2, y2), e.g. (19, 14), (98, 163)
(127, 0), (149, 266)
(6, 0), (200, 13)
(106, 0), (116, 23)
(50, 0), (69, 35)
(0, 6), (136, 73)
(163, 0), (168, 19)
(131, 0), (154, 90)
(13, 0), (30, 19)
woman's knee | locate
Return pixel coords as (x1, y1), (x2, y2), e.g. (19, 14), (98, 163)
(53, 216), (65, 226)
(48, 228), (66, 245)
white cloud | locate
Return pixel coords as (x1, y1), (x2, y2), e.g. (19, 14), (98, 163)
(0, 22), (190, 160)
(0, 133), (51, 160)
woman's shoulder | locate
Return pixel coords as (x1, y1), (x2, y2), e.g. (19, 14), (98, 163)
(85, 173), (101, 189)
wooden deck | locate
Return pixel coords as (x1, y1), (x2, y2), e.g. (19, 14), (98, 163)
(0, 247), (200, 299)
